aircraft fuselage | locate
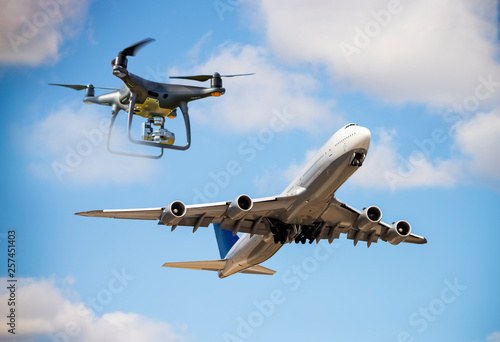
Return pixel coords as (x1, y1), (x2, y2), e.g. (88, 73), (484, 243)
(218, 124), (371, 278)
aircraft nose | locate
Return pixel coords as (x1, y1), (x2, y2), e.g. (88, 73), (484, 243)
(356, 126), (371, 149)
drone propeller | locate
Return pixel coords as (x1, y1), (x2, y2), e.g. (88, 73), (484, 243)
(49, 83), (119, 91)
(169, 73), (255, 82)
(119, 38), (155, 57)
(112, 38), (155, 73)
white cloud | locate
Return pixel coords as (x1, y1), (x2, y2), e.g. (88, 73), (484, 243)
(238, 0), (500, 192)
(351, 110), (500, 191)
(256, 0), (500, 107)
(347, 129), (463, 191)
(24, 103), (160, 185)
(170, 43), (342, 133)
(0, 0), (90, 66)
(0, 277), (186, 342)
(258, 112), (500, 192)
(487, 331), (500, 342)
(454, 110), (500, 181)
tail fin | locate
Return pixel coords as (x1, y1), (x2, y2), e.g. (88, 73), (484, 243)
(213, 223), (239, 259)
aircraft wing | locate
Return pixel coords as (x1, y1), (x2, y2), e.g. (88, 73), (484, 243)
(76, 195), (298, 236)
(75, 207), (164, 220)
(76, 195), (426, 246)
(317, 198), (427, 246)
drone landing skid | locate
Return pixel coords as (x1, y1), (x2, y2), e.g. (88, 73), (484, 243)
(107, 108), (163, 159)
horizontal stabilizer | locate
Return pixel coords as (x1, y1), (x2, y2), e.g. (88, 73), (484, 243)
(240, 265), (276, 275)
(162, 260), (226, 272)
(162, 260), (275, 275)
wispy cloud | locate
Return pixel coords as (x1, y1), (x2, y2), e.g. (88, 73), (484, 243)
(454, 110), (500, 181)
(487, 331), (500, 342)
(350, 128), (463, 191)
(247, 108), (500, 192)
(0, 0), (90, 66)
(24, 102), (159, 185)
(351, 112), (500, 191)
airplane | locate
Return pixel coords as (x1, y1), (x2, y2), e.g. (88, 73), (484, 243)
(76, 123), (427, 278)
(50, 38), (253, 159)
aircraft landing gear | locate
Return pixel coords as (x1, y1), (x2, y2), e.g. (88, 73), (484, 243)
(293, 225), (320, 244)
(350, 152), (366, 167)
(270, 222), (301, 244)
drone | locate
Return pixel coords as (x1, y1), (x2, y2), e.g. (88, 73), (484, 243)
(50, 38), (253, 159)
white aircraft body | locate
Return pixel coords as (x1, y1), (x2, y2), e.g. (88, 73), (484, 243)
(77, 123), (427, 278)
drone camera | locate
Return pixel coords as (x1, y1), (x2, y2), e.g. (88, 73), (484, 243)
(141, 116), (175, 145)
(152, 128), (175, 144)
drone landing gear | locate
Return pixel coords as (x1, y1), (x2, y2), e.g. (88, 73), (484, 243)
(107, 105), (163, 159)
(127, 93), (191, 152)
(106, 94), (192, 159)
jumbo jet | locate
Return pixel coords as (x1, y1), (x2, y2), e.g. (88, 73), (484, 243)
(76, 123), (427, 278)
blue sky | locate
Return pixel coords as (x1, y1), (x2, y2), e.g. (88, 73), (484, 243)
(1, 0), (499, 341)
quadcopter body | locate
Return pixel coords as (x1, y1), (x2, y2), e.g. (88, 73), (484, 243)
(50, 38), (251, 158)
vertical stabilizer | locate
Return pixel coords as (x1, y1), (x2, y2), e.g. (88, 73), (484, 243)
(213, 223), (239, 259)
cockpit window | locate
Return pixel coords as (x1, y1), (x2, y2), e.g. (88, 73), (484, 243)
(344, 123), (357, 129)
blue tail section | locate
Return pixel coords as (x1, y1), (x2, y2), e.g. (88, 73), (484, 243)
(213, 223), (239, 259)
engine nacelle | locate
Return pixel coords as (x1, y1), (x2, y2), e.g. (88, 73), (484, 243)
(355, 206), (382, 231)
(386, 220), (411, 245)
(226, 194), (253, 220)
(160, 201), (186, 226)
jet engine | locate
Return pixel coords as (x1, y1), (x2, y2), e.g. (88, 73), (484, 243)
(161, 201), (186, 226)
(355, 206), (382, 231)
(226, 194), (253, 220)
(386, 220), (411, 245)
